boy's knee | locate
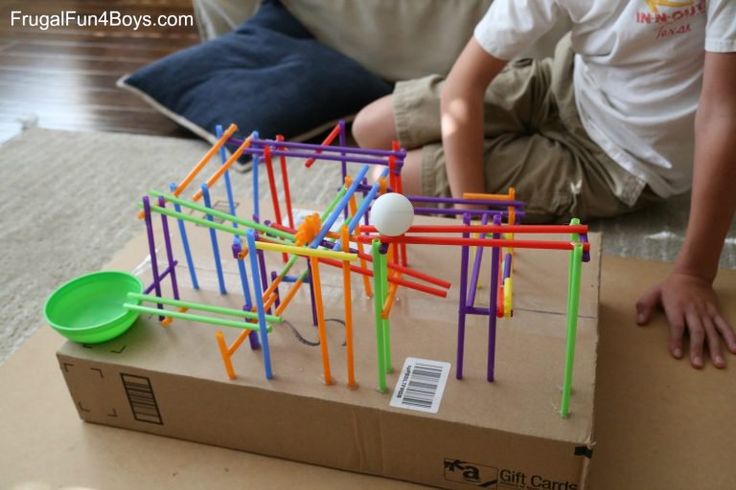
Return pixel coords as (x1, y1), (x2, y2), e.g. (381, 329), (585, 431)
(352, 96), (396, 149)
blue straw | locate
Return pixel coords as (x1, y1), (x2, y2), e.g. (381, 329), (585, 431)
(252, 131), (260, 222)
(216, 124), (238, 221)
(232, 238), (253, 309)
(346, 167), (389, 235)
(232, 237), (259, 350)
(246, 229), (273, 379)
(169, 182), (199, 290)
(309, 164), (370, 249)
(201, 183), (227, 294)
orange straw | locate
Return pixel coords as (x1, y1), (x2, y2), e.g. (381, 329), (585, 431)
(341, 226), (356, 387)
(192, 134), (253, 202)
(348, 192), (373, 298)
(462, 192), (513, 201)
(137, 123), (238, 218)
(309, 256), (332, 384)
(215, 331), (237, 380)
(275, 278), (304, 316)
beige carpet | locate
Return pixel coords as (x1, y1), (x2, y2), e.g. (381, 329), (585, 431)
(0, 127), (733, 364)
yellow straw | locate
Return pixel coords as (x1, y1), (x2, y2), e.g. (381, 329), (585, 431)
(255, 241), (357, 261)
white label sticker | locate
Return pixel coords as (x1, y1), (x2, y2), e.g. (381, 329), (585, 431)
(390, 357), (451, 414)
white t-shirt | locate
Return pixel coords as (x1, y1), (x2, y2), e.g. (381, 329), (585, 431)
(474, 0), (736, 200)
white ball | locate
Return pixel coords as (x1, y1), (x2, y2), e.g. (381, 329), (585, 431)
(370, 193), (414, 236)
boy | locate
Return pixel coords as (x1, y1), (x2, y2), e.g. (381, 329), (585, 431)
(352, 1), (735, 369)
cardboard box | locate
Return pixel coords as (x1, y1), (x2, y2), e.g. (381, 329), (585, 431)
(56, 213), (600, 490)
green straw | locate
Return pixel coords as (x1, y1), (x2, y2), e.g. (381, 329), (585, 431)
(371, 240), (387, 392)
(322, 186), (348, 218)
(142, 203), (295, 248)
(148, 190), (295, 241)
(123, 304), (273, 332)
(380, 251), (392, 374)
(129, 292), (283, 323)
(560, 224), (583, 418)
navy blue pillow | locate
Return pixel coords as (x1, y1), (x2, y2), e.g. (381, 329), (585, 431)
(119, 0), (392, 142)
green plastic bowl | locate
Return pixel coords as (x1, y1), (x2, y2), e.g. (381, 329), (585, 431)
(44, 271), (144, 344)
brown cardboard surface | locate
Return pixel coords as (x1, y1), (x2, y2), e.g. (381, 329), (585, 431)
(49, 219), (600, 489)
(1, 254), (734, 489)
(588, 255), (736, 490)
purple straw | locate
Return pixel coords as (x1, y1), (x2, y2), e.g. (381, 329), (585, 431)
(305, 258), (318, 327)
(143, 261), (178, 294)
(455, 212), (472, 380)
(241, 147), (392, 167)
(158, 197), (180, 300)
(407, 195), (525, 208)
(413, 207), (523, 218)
(242, 138), (407, 159)
(467, 213), (490, 308)
(503, 253), (512, 279)
(142, 196), (164, 319)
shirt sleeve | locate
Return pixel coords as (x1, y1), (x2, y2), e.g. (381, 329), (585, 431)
(473, 0), (563, 60)
(705, 0), (736, 53)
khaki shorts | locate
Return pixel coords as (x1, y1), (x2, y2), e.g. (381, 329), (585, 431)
(393, 35), (661, 222)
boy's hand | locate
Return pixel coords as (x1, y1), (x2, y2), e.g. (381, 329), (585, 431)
(636, 272), (736, 369)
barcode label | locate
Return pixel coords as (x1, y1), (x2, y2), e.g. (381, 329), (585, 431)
(120, 373), (163, 425)
(390, 358), (451, 414)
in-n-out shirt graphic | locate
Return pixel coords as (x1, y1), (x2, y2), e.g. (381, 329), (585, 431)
(474, 0), (736, 201)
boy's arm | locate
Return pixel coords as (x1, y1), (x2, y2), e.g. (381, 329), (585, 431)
(440, 38), (507, 200)
(636, 51), (736, 368)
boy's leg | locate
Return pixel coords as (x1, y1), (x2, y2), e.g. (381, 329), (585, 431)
(352, 95), (397, 150)
(394, 35), (660, 221)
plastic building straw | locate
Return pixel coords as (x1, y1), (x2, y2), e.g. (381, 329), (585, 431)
(145, 205), (351, 259)
(357, 235), (591, 252)
(174, 123), (237, 197)
(371, 239), (388, 392)
(275, 135), (295, 229)
(455, 213), (471, 379)
(359, 224), (589, 235)
(124, 304), (266, 330)
(317, 257), (448, 298)
(379, 250), (392, 374)
(486, 214), (502, 382)
(246, 229), (273, 380)
(142, 196), (164, 319)
(309, 256), (333, 385)
(191, 134), (254, 202)
(310, 165), (370, 249)
(215, 124), (238, 219)
(157, 197), (180, 300)
(128, 293), (281, 323)
(304, 123), (340, 168)
(169, 182), (199, 290)
(560, 219), (584, 417)
(467, 213), (490, 308)
(346, 168), (390, 235)
(149, 190), (295, 241)
(348, 191), (373, 298)
(341, 225), (356, 388)
(201, 184), (227, 294)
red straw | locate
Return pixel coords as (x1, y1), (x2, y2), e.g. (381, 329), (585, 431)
(357, 235), (591, 252)
(305, 124), (341, 168)
(263, 146), (287, 263)
(359, 224), (589, 235)
(318, 258), (448, 298)
(276, 135), (295, 229)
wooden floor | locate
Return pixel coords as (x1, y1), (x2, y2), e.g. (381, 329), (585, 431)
(0, 0), (199, 142)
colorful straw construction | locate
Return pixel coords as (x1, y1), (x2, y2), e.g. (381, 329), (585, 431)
(120, 119), (590, 418)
